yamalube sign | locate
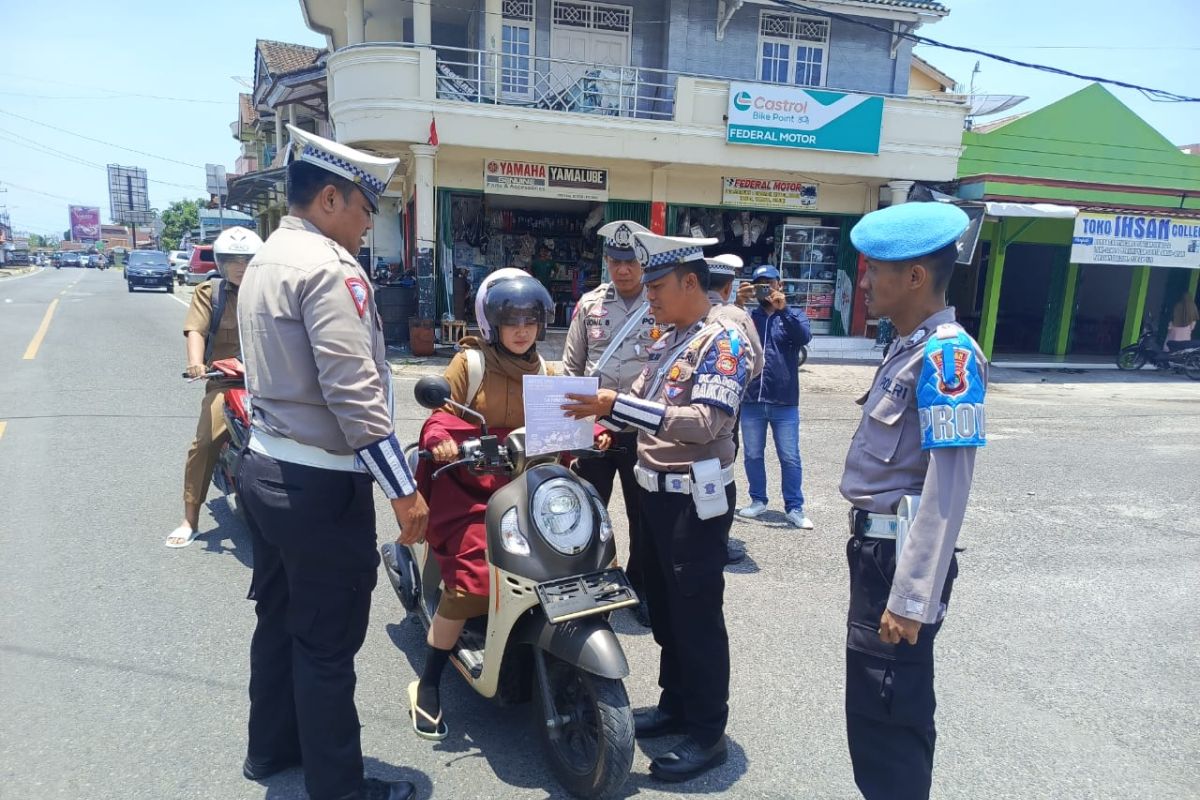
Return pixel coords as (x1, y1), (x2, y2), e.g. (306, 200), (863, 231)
(484, 160), (608, 202)
(727, 82), (884, 155)
(723, 177), (817, 211)
(1071, 212), (1200, 269)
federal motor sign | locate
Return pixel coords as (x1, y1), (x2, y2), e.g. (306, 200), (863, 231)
(1071, 212), (1200, 269)
(726, 82), (884, 155)
(722, 177), (818, 211)
(484, 160), (608, 202)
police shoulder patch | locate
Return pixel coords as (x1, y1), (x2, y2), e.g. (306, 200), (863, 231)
(344, 277), (369, 319)
(916, 329), (986, 450)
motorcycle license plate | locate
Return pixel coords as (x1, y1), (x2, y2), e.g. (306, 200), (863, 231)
(535, 569), (639, 625)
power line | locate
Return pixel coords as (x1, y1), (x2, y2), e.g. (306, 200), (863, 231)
(0, 109), (204, 168)
(0, 72), (228, 104)
(0, 128), (207, 191)
(770, 0), (1200, 103)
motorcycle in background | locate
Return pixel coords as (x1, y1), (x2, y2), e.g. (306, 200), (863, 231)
(181, 358), (251, 511)
(1116, 321), (1200, 380)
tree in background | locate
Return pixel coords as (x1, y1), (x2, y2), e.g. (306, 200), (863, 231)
(160, 198), (207, 252)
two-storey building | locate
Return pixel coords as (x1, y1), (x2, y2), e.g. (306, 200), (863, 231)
(299, 0), (967, 334)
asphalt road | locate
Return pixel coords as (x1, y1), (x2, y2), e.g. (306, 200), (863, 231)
(1, 266), (1197, 800)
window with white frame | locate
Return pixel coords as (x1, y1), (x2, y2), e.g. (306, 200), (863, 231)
(758, 11), (830, 87)
(502, 0), (535, 97)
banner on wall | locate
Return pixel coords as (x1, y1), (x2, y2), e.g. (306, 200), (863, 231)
(726, 82), (884, 155)
(1070, 212), (1200, 269)
(722, 177), (817, 211)
(68, 206), (101, 243)
(484, 159), (608, 202)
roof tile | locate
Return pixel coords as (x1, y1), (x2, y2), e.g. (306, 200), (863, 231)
(256, 39), (325, 77)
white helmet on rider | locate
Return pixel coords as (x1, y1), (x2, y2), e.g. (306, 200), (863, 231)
(212, 226), (263, 282)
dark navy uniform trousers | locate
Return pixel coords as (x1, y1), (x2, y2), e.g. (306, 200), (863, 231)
(637, 483), (735, 748)
(240, 449), (379, 800)
(845, 529), (958, 800)
(573, 431), (644, 593)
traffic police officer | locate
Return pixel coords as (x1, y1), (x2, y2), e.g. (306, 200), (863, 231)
(840, 202), (986, 800)
(562, 219), (656, 622)
(237, 126), (428, 800)
(562, 231), (750, 783)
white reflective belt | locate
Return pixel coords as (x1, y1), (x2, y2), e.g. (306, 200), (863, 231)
(861, 513), (899, 539)
(634, 464), (734, 494)
(248, 430), (366, 473)
(590, 300), (650, 379)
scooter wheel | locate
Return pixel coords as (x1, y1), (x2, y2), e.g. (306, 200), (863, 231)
(535, 655), (634, 800)
(1116, 346), (1145, 371)
(1185, 353), (1200, 381)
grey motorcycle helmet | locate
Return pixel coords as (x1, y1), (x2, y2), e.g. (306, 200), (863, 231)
(477, 268), (554, 346)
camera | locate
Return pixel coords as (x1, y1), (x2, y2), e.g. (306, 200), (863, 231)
(755, 284), (773, 302)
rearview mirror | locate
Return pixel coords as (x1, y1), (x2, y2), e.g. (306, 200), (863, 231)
(414, 376), (452, 410)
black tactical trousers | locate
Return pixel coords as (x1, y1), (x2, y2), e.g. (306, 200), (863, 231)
(637, 483), (735, 747)
(845, 534), (958, 800)
(241, 450), (379, 800)
(573, 431), (644, 592)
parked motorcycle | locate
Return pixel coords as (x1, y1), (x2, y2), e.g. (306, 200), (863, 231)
(381, 375), (638, 800)
(181, 358), (251, 510)
(1116, 322), (1200, 380)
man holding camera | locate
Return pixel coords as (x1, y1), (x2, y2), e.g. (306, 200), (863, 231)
(735, 265), (814, 529)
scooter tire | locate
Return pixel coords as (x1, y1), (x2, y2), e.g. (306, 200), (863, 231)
(535, 656), (634, 800)
(1184, 353), (1200, 381)
(798, 345), (808, 368)
(1116, 346), (1145, 371)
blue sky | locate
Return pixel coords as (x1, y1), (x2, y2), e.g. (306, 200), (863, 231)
(1, 0), (1196, 239)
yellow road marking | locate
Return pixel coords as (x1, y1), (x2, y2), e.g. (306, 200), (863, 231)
(0, 421), (6, 441)
(22, 298), (60, 360)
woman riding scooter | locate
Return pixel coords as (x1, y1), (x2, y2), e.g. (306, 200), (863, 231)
(409, 268), (609, 739)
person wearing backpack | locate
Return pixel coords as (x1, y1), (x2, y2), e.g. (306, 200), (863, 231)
(408, 268), (610, 740)
(165, 226), (262, 548)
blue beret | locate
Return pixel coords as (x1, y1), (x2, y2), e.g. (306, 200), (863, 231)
(752, 265), (780, 281)
(851, 202), (969, 262)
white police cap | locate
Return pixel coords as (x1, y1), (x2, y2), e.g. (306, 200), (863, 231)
(286, 124), (400, 213)
(704, 253), (744, 278)
(597, 219), (650, 259)
(631, 231), (718, 283)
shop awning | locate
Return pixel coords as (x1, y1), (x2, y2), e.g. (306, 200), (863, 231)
(227, 166), (287, 214)
(983, 201), (1078, 219)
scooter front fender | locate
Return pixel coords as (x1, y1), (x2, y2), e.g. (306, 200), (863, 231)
(511, 612), (629, 680)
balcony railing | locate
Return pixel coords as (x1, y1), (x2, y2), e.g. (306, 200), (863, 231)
(432, 45), (676, 121)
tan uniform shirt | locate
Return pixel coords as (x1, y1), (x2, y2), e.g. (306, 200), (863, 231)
(609, 306), (751, 472)
(707, 291), (764, 379)
(839, 307), (988, 623)
(562, 284), (660, 391)
(238, 215), (413, 497)
(183, 280), (241, 389)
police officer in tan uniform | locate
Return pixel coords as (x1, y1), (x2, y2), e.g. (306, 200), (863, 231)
(562, 219), (657, 620)
(840, 202), (986, 800)
(237, 126), (428, 800)
(563, 231), (750, 783)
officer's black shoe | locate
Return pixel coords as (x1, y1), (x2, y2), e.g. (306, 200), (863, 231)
(631, 601), (651, 628)
(350, 778), (417, 800)
(649, 736), (728, 782)
(242, 754), (301, 781)
(633, 707), (687, 739)
(726, 540), (747, 565)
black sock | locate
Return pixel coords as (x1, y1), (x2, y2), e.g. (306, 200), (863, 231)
(415, 646), (451, 732)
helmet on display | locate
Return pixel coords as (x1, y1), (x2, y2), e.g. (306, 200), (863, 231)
(212, 226), (263, 278)
(475, 267), (554, 346)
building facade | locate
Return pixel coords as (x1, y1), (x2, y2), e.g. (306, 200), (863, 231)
(298, 0), (967, 333)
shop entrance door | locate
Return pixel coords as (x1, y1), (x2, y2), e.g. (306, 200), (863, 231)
(549, 1), (632, 110)
(989, 244), (1058, 355)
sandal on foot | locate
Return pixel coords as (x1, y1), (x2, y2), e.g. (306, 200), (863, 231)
(165, 525), (199, 548)
(407, 680), (448, 741)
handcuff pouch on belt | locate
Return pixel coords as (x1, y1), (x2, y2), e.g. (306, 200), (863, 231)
(690, 457), (728, 520)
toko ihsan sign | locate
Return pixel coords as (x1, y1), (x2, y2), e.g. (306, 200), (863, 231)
(1071, 212), (1200, 269)
(726, 82), (884, 155)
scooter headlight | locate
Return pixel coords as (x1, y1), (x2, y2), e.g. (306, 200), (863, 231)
(531, 478), (593, 555)
(500, 507), (530, 556)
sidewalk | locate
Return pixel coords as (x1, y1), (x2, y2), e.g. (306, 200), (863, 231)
(0, 266), (39, 279)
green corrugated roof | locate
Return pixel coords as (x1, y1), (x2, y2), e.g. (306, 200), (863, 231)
(958, 83), (1200, 193)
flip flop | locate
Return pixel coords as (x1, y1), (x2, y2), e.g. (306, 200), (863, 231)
(165, 525), (199, 548)
(407, 680), (448, 741)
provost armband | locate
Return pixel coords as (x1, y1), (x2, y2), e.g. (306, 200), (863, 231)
(917, 326), (986, 449)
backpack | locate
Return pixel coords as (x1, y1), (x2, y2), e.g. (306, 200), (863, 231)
(203, 278), (227, 365)
(462, 347), (547, 408)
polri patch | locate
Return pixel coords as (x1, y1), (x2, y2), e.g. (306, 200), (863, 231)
(715, 354), (739, 376)
(345, 277), (369, 318)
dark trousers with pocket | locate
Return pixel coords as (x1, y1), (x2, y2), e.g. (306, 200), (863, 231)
(574, 431), (644, 593)
(845, 533), (958, 800)
(240, 449), (380, 800)
(637, 482), (734, 747)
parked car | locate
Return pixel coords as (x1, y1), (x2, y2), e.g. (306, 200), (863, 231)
(126, 250), (175, 293)
(185, 245), (217, 286)
(168, 249), (191, 285)
(59, 253), (82, 268)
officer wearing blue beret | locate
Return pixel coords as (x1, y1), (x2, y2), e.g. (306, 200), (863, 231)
(840, 201), (987, 800)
